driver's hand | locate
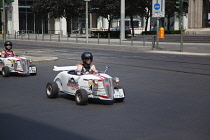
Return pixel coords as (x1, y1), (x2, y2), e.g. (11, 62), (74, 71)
(77, 71), (82, 75)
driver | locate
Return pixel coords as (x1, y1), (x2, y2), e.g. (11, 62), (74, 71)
(1, 41), (16, 57)
(77, 52), (98, 75)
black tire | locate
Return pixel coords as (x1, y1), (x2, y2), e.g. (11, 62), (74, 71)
(75, 89), (88, 105)
(46, 82), (59, 98)
(29, 64), (37, 76)
(2, 66), (10, 77)
(114, 86), (125, 102)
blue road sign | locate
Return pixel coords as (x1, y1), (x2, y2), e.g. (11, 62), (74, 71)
(152, 0), (165, 18)
(154, 3), (160, 10)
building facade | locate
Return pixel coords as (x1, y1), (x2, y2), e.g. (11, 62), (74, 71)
(185, 0), (210, 34)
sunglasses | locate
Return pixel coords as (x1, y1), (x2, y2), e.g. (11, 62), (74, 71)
(84, 57), (91, 60)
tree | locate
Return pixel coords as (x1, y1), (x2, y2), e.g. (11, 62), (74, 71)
(90, 0), (120, 32)
(143, 0), (179, 32)
(31, 0), (51, 19)
(165, 0), (177, 30)
(31, 0), (84, 32)
(126, 0), (146, 36)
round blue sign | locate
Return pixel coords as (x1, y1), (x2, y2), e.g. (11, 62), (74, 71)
(154, 3), (160, 10)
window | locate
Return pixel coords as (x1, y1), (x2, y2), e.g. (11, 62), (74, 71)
(203, 0), (210, 27)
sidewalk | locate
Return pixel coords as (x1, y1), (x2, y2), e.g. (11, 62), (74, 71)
(2, 35), (210, 62)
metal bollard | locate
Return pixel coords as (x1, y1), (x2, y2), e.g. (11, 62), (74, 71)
(108, 33), (110, 45)
(143, 34), (145, 46)
(35, 33), (37, 40)
(58, 33), (60, 42)
(76, 33), (78, 43)
(98, 33), (100, 44)
(8, 31), (10, 39)
(21, 33), (23, 40)
(67, 32), (69, 42)
(119, 33), (121, 45)
(42, 33), (44, 41)
(131, 35), (133, 46)
(152, 36), (156, 50)
(15, 31), (16, 39)
(50, 32), (51, 41)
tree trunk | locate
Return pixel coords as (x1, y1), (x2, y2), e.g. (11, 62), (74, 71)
(145, 9), (150, 34)
(66, 16), (72, 37)
(160, 18), (164, 28)
(66, 17), (70, 33)
(167, 16), (171, 30)
(108, 18), (112, 32)
(130, 16), (134, 36)
(108, 19), (112, 32)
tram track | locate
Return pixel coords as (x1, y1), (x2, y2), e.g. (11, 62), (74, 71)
(16, 44), (210, 76)
(62, 57), (210, 76)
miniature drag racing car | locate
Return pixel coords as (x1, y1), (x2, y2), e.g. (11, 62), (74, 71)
(46, 66), (125, 105)
(0, 55), (37, 77)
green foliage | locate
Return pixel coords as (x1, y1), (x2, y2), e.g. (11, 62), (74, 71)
(0, 1), (3, 9)
(91, 31), (130, 38)
(31, 0), (188, 33)
(142, 30), (181, 35)
(6, 0), (14, 4)
(31, 0), (84, 19)
(175, 0), (189, 16)
(126, 0), (146, 17)
(90, 0), (120, 31)
(90, 0), (120, 19)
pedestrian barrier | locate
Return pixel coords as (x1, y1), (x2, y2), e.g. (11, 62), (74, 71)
(2, 32), (156, 49)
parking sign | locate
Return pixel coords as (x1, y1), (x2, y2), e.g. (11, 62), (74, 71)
(152, 0), (165, 18)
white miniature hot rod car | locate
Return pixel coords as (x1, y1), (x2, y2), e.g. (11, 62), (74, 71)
(46, 66), (125, 105)
(0, 55), (37, 77)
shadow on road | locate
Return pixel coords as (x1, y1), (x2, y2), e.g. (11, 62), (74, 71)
(0, 113), (94, 140)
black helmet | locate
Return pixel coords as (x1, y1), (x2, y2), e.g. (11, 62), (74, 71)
(4, 41), (13, 50)
(81, 52), (93, 63)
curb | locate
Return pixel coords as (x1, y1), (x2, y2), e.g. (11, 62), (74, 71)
(7, 39), (210, 56)
(25, 56), (58, 62)
(148, 50), (210, 56)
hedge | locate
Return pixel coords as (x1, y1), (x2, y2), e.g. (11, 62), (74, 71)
(142, 30), (182, 35)
(91, 31), (131, 38)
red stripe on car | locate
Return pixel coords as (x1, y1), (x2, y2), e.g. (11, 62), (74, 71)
(97, 95), (109, 99)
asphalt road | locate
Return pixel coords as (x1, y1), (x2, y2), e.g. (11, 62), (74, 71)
(0, 44), (210, 140)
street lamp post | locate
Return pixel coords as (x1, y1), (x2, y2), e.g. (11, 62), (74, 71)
(84, 0), (90, 44)
(120, 0), (125, 41)
(2, 0), (6, 42)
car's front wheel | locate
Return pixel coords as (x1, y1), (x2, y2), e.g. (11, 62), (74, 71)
(2, 66), (10, 77)
(46, 82), (59, 98)
(75, 89), (88, 105)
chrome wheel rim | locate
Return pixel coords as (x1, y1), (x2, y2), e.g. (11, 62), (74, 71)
(46, 85), (52, 96)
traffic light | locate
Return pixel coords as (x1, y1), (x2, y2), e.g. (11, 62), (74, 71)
(183, 0), (188, 13)
(5, 0), (14, 5)
(0, 0), (14, 9)
(0, 0), (4, 9)
(176, 0), (181, 9)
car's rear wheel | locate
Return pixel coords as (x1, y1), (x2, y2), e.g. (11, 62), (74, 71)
(75, 89), (88, 105)
(46, 82), (59, 98)
(114, 86), (125, 102)
(2, 66), (10, 77)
